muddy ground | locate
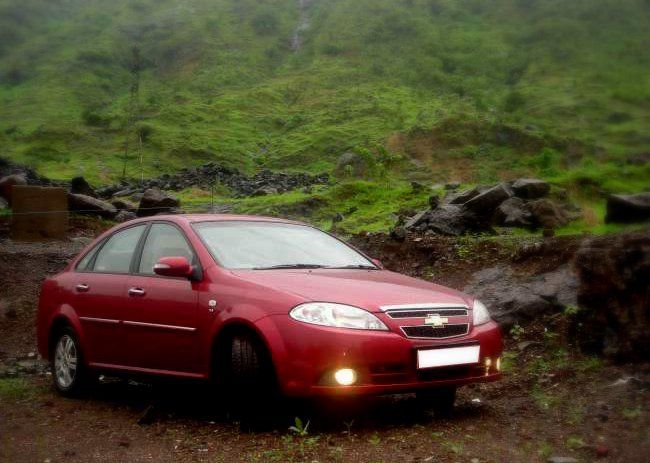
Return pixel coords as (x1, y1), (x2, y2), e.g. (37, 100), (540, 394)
(0, 222), (648, 463)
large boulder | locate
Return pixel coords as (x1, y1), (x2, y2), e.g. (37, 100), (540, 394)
(0, 174), (27, 205)
(70, 176), (96, 197)
(464, 264), (578, 328)
(68, 193), (117, 219)
(528, 198), (571, 229)
(511, 178), (550, 199)
(463, 183), (513, 219)
(405, 205), (475, 236)
(572, 232), (650, 361)
(137, 187), (180, 217)
(605, 192), (650, 224)
(494, 197), (533, 227)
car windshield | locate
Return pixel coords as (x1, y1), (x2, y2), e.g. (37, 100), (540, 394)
(193, 221), (376, 270)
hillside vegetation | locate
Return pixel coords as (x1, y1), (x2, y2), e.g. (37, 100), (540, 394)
(0, 0), (648, 231)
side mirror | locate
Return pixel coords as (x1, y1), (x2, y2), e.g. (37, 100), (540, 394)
(153, 256), (193, 278)
(371, 258), (384, 269)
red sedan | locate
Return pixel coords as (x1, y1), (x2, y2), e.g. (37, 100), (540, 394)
(37, 215), (502, 409)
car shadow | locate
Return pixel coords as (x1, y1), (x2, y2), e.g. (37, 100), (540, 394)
(80, 376), (491, 433)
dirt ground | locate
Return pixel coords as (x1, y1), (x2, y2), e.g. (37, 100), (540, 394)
(1, 224), (648, 463)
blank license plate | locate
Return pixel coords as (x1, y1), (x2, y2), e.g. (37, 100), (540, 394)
(417, 345), (480, 369)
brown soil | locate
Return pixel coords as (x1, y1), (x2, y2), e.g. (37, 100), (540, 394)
(1, 228), (648, 463)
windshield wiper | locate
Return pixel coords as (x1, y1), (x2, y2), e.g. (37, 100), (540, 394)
(325, 264), (378, 270)
(253, 264), (326, 270)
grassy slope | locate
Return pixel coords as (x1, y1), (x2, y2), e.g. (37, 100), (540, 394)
(0, 0), (648, 232)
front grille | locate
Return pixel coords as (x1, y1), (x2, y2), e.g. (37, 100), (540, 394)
(401, 324), (469, 339)
(385, 308), (468, 318)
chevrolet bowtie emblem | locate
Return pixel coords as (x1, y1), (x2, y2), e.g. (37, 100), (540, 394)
(424, 313), (448, 327)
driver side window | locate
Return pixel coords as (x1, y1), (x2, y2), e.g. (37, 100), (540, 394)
(138, 223), (194, 275)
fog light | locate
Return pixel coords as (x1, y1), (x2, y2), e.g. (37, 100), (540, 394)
(334, 368), (357, 386)
(483, 357), (492, 376)
(495, 357), (501, 372)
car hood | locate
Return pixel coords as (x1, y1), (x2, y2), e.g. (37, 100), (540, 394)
(229, 269), (472, 312)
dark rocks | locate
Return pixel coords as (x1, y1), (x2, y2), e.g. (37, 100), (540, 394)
(407, 204), (476, 236)
(428, 194), (440, 209)
(463, 264), (578, 328)
(464, 183), (513, 219)
(572, 232), (650, 361)
(0, 174), (27, 205)
(111, 198), (137, 212)
(605, 192), (650, 223)
(528, 198), (571, 228)
(69, 176), (96, 197)
(511, 178), (550, 199)
(495, 197), (533, 227)
(68, 193), (117, 219)
(252, 186), (278, 196)
(444, 181), (461, 190)
(445, 187), (480, 205)
(332, 213), (345, 223)
(137, 188), (180, 217)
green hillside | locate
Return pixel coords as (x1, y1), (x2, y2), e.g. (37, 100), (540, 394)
(0, 0), (649, 230)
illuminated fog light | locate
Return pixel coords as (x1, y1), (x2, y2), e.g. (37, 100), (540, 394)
(334, 368), (357, 386)
(495, 357), (501, 372)
(483, 357), (492, 376)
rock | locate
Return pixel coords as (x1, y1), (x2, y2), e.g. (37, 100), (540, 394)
(390, 226), (407, 242)
(334, 151), (368, 177)
(572, 232), (650, 361)
(494, 197), (533, 227)
(0, 174), (27, 205)
(404, 210), (430, 229)
(332, 213), (344, 223)
(463, 265), (577, 328)
(411, 181), (425, 192)
(463, 183), (513, 220)
(69, 176), (96, 197)
(547, 457), (578, 463)
(68, 193), (118, 219)
(422, 204), (474, 236)
(137, 188), (180, 217)
(252, 186), (278, 196)
(1, 301), (17, 320)
(444, 181), (461, 190)
(528, 199), (571, 229)
(110, 198), (137, 212)
(428, 195), (440, 209)
(511, 178), (550, 199)
(445, 187), (480, 205)
(605, 192), (650, 223)
(627, 152), (650, 166)
(115, 210), (137, 223)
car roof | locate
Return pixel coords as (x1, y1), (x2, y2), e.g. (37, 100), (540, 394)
(124, 214), (309, 227)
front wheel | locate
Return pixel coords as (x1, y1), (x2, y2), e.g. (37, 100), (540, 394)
(416, 386), (457, 415)
(51, 327), (92, 396)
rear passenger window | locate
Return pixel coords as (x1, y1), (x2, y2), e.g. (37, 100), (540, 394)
(138, 223), (194, 275)
(92, 225), (146, 273)
(76, 240), (103, 271)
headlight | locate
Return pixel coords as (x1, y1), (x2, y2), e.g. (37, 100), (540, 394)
(472, 299), (491, 325)
(289, 302), (389, 331)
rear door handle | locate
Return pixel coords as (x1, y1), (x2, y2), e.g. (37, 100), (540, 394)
(128, 287), (146, 297)
(75, 284), (89, 293)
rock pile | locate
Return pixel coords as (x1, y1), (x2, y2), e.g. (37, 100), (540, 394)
(95, 162), (329, 199)
(399, 178), (578, 236)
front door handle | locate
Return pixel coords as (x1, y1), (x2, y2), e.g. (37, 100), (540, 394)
(128, 287), (146, 297)
(75, 284), (89, 293)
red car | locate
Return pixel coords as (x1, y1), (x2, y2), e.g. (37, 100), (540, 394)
(37, 215), (502, 409)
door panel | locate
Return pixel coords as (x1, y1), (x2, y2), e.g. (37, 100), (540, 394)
(121, 223), (200, 373)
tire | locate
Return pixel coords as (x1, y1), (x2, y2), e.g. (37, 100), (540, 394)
(221, 332), (277, 412)
(416, 386), (457, 415)
(50, 327), (92, 396)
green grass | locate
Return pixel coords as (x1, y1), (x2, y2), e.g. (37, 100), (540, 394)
(0, 377), (36, 400)
(0, 0), (648, 231)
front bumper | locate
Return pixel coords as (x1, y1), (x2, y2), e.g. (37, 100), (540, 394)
(257, 315), (503, 397)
